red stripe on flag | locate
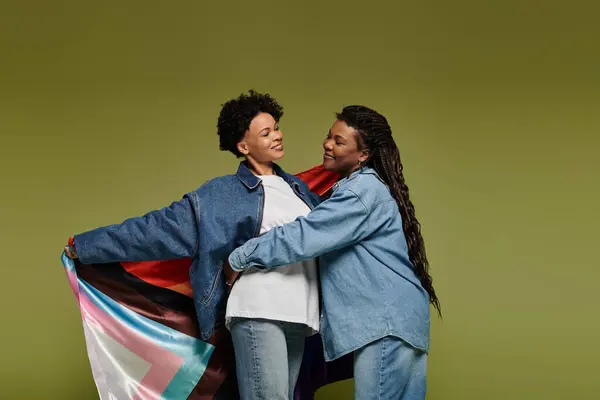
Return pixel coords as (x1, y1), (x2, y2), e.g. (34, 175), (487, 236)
(122, 259), (192, 288)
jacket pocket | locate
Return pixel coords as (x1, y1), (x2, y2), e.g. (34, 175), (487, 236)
(199, 261), (223, 307)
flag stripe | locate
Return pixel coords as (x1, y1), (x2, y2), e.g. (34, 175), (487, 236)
(76, 261), (200, 338)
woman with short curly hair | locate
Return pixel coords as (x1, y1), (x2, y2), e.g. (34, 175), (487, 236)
(66, 90), (322, 400)
(218, 90), (321, 400)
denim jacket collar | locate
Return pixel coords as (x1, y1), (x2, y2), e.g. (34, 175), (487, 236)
(332, 166), (377, 192)
(236, 161), (298, 191)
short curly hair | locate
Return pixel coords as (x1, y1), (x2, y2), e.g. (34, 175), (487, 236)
(217, 90), (284, 158)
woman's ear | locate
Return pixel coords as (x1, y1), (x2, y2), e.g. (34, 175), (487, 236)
(358, 149), (370, 164)
(237, 140), (249, 156)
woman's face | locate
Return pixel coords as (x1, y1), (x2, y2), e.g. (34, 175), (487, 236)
(322, 120), (368, 177)
(237, 112), (284, 163)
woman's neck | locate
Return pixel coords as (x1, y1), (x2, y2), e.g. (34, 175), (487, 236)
(339, 165), (361, 179)
(247, 159), (275, 176)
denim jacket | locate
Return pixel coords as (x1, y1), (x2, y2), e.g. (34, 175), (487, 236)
(229, 166), (431, 360)
(73, 162), (321, 340)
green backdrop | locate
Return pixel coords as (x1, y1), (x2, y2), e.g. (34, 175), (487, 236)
(1, 1), (598, 399)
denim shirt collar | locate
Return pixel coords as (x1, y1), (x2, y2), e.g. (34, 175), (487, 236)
(236, 161), (296, 190)
(332, 166), (377, 192)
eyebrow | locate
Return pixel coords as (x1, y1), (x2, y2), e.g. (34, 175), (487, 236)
(333, 134), (347, 142)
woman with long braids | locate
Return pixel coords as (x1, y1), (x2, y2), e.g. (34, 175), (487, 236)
(226, 105), (439, 399)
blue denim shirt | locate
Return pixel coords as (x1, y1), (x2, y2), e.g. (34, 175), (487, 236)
(73, 162), (321, 340)
(229, 166), (430, 360)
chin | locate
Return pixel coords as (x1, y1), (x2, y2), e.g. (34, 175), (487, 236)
(272, 150), (285, 160)
(322, 158), (338, 172)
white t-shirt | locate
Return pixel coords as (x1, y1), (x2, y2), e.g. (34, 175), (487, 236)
(225, 175), (320, 334)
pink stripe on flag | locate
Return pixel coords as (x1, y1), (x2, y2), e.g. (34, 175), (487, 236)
(78, 284), (184, 399)
(65, 267), (81, 302)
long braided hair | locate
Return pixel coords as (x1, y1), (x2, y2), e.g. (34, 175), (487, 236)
(336, 105), (441, 316)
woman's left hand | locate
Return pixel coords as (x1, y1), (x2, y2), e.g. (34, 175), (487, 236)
(223, 257), (240, 291)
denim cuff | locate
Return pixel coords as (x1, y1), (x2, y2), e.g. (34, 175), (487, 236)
(72, 234), (90, 264)
(228, 249), (246, 271)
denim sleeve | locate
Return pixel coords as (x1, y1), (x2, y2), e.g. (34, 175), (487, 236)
(228, 187), (370, 271)
(73, 193), (199, 264)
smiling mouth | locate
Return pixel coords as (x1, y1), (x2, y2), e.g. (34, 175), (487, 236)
(271, 144), (283, 150)
(323, 153), (335, 159)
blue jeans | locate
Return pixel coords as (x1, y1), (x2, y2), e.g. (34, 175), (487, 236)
(230, 318), (308, 400)
(353, 336), (427, 400)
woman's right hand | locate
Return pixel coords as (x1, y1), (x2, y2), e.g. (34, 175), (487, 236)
(65, 245), (78, 259)
(223, 257), (240, 291)
(65, 237), (78, 259)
